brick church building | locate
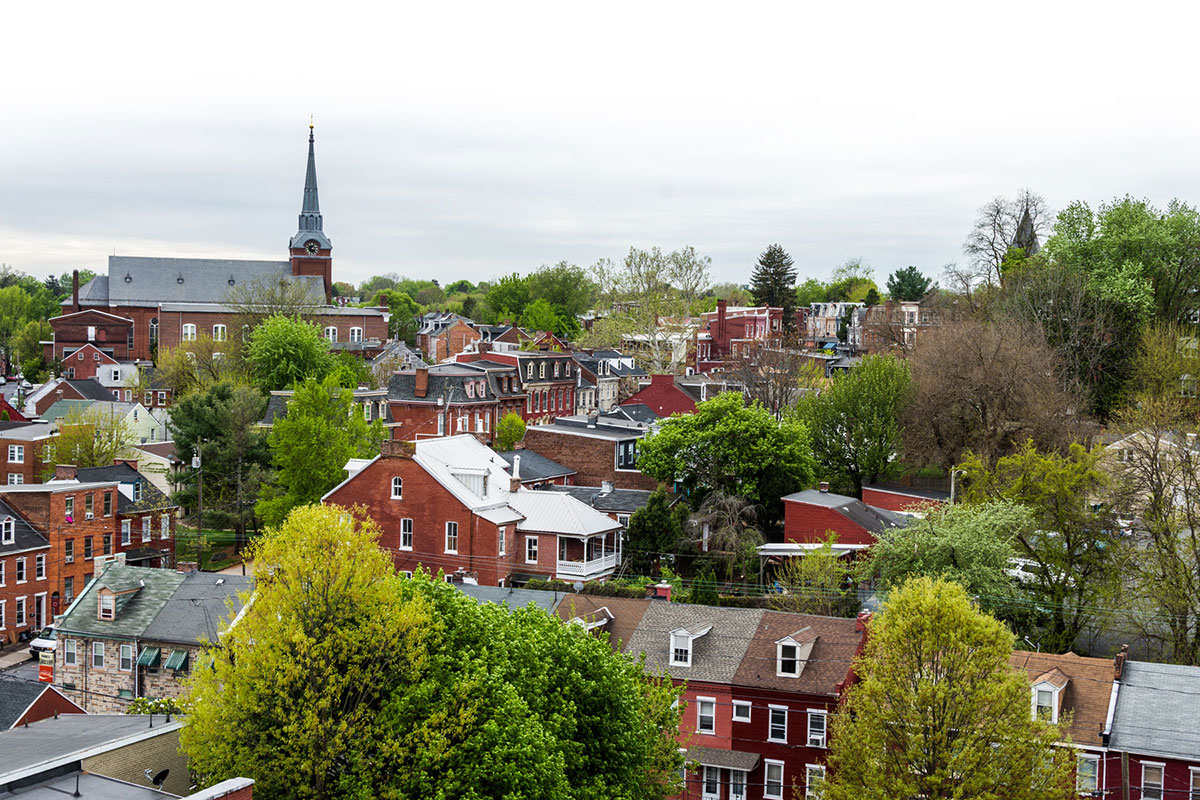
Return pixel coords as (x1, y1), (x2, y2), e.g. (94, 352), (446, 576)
(44, 125), (389, 363)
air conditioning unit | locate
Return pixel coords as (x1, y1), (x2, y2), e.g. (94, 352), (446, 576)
(85, 512), (94, 520)
(64, 555), (74, 564)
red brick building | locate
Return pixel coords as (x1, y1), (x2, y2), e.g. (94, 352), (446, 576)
(385, 363), (525, 445)
(523, 415), (657, 491)
(1, 422), (55, 486)
(25, 378), (116, 417)
(860, 483), (950, 513)
(621, 374), (698, 418)
(0, 496), (51, 644)
(324, 436), (625, 586)
(455, 350), (576, 425)
(781, 486), (907, 548)
(694, 300), (786, 374)
(416, 313), (480, 362)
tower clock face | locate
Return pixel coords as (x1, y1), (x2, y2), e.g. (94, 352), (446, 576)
(305, 240), (320, 255)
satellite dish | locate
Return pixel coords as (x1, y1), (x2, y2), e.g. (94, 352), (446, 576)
(144, 768), (170, 788)
(572, 582), (584, 592)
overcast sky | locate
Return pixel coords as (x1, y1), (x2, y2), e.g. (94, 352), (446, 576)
(3, 2), (1199, 290)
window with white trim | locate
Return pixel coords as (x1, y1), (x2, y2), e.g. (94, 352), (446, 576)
(324, 327), (337, 342)
(671, 632), (692, 666)
(694, 698), (716, 734)
(64, 540), (73, 564)
(701, 765), (719, 800)
(1, 517), (13, 544)
(161, 514), (170, 539)
(142, 516), (151, 542)
(120, 643), (134, 671)
(7, 474), (23, 485)
(8, 445), (24, 463)
(526, 536), (539, 564)
(182, 324), (196, 342)
(1032, 684), (1059, 722)
(35, 554), (45, 580)
(92, 641), (104, 668)
(805, 764), (825, 799)
(732, 700), (751, 722)
(111, 368), (121, 381)
(349, 327), (363, 343)
(778, 641), (801, 676)
(1189, 767), (1200, 800)
(1076, 754), (1100, 795)
(391, 477), (403, 499)
(768, 705), (788, 742)
(807, 710), (827, 747)
(121, 519), (131, 546)
(212, 324), (227, 341)
(445, 521), (458, 553)
(64, 639), (77, 666)
(498, 526), (506, 556)
(394, 518), (412, 550)
(15, 557), (26, 584)
(99, 593), (114, 619)
(730, 769), (747, 800)
(0, 560), (5, 585)
(764, 760), (785, 800)
(15, 597), (26, 625)
(1143, 763), (1164, 800)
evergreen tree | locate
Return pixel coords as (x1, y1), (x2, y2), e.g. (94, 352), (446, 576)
(749, 244), (798, 331)
(885, 265), (933, 301)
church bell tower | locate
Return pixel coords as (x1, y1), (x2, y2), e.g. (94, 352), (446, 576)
(289, 121), (333, 302)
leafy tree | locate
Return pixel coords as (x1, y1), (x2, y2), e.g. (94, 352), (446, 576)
(358, 272), (399, 297)
(769, 535), (856, 617)
(483, 272), (531, 323)
(749, 244), (798, 331)
(824, 576), (1074, 800)
(697, 491), (763, 582)
(825, 258), (878, 302)
(637, 392), (815, 525)
(520, 297), (563, 335)
(961, 189), (1050, 290)
(41, 404), (138, 476)
(327, 352), (372, 389)
(223, 274), (323, 345)
(624, 487), (689, 574)
(527, 261), (596, 319)
(184, 504), (684, 799)
(156, 335), (250, 398)
(169, 381), (270, 539)
(794, 277), (827, 307)
(372, 289), (420, 343)
(864, 501), (1027, 616)
(795, 355), (911, 495)
(885, 265), (933, 300)
(414, 285), (446, 307)
(11, 318), (51, 377)
(246, 315), (333, 392)
(255, 375), (384, 527)
(446, 279), (475, 294)
(0, 285), (32, 367)
(959, 439), (1121, 653)
(729, 335), (823, 417)
(494, 412), (526, 451)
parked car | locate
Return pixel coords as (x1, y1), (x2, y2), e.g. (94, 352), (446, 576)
(28, 625), (57, 660)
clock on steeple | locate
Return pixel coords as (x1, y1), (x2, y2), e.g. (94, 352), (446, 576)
(289, 121), (333, 302)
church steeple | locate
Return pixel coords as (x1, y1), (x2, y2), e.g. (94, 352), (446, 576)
(290, 121), (331, 250)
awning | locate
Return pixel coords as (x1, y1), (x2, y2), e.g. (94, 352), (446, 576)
(164, 649), (189, 671)
(136, 646), (161, 668)
(685, 745), (760, 772)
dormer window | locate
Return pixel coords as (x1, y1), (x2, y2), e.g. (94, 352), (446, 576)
(466, 381), (474, 398)
(776, 627), (818, 677)
(1, 517), (13, 544)
(527, 363), (534, 378)
(539, 363), (546, 379)
(99, 593), (115, 620)
(554, 363), (560, 378)
(669, 623), (713, 667)
(1030, 669), (1069, 723)
(133, 482), (142, 503)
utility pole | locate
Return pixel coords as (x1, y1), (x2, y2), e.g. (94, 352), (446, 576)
(192, 444), (204, 570)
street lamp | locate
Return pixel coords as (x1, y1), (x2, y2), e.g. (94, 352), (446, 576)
(192, 441), (206, 570)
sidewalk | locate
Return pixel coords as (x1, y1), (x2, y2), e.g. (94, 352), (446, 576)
(0, 642), (33, 670)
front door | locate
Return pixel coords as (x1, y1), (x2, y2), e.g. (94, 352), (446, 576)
(730, 770), (747, 800)
(34, 593), (46, 629)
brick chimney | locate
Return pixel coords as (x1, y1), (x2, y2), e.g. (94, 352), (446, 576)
(54, 464), (78, 481)
(509, 454), (522, 492)
(647, 582), (672, 601)
(1114, 643), (1129, 680)
(71, 270), (81, 313)
(176, 561), (199, 574)
(856, 609), (872, 633)
(114, 457), (138, 471)
(380, 439), (416, 459)
(414, 367), (429, 399)
(716, 298), (727, 352)
(819, 481), (830, 493)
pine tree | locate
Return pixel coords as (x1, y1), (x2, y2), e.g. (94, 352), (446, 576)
(749, 244), (798, 331)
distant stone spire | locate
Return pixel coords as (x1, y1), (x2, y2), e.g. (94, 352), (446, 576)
(291, 121), (331, 249)
(1012, 205), (1040, 257)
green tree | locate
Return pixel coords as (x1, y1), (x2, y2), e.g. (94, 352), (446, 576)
(749, 244), (797, 330)
(824, 577), (1074, 800)
(11, 318), (51, 378)
(769, 534), (856, 617)
(156, 335), (250, 398)
(372, 289), (420, 343)
(494, 412), (526, 451)
(794, 277), (827, 307)
(42, 404), (139, 477)
(246, 315), (333, 392)
(184, 504), (684, 800)
(520, 297), (563, 335)
(825, 258), (878, 302)
(959, 439), (1121, 653)
(637, 392), (815, 526)
(169, 381), (270, 539)
(483, 273), (531, 323)
(885, 265), (933, 300)
(864, 501), (1028, 616)
(696, 491), (762, 582)
(795, 355), (912, 495)
(328, 352), (372, 389)
(624, 487), (689, 574)
(527, 261), (595, 319)
(255, 375), (384, 527)
(0, 285), (32, 367)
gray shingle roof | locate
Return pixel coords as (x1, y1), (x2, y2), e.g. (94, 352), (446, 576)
(76, 255), (315, 307)
(1109, 660), (1200, 760)
(544, 485), (660, 514)
(783, 489), (908, 534)
(624, 602), (764, 683)
(57, 564), (186, 640)
(0, 679), (52, 730)
(0, 499), (48, 557)
(496, 450), (576, 482)
(74, 464), (175, 513)
(65, 379), (117, 402)
(141, 572), (253, 645)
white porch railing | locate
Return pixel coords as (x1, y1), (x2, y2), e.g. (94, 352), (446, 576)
(556, 552), (620, 579)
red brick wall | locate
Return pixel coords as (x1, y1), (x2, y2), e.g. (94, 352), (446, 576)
(783, 500), (872, 546)
(324, 455), (512, 586)
(12, 686), (85, 727)
(47, 311), (135, 361)
(622, 375), (696, 417)
(522, 430), (657, 491)
(860, 487), (945, 513)
(1, 435), (49, 485)
(157, 308), (388, 353)
(59, 345), (119, 381)
(0, 546), (52, 645)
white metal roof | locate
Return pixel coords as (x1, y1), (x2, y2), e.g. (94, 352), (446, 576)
(508, 490), (621, 537)
(413, 435), (515, 511)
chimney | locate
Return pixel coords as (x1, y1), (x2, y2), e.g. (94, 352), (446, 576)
(819, 481), (830, 493)
(587, 412), (598, 429)
(56, 389), (64, 401)
(856, 609), (872, 633)
(509, 455), (522, 492)
(54, 464), (78, 481)
(114, 457), (138, 471)
(72, 270), (80, 313)
(1114, 644), (1129, 680)
(717, 298), (727, 348)
(651, 373), (672, 387)
(414, 367), (429, 399)
(647, 582), (672, 601)
(380, 439), (416, 459)
(600, 480), (614, 494)
(176, 561), (199, 574)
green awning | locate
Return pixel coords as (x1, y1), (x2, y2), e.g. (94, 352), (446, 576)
(164, 649), (189, 671)
(136, 647), (161, 668)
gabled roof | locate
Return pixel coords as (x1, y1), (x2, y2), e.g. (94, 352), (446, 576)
(74, 463), (176, 513)
(1009, 651), (1115, 749)
(141, 571), (253, 645)
(554, 594), (652, 651)
(77, 255), (314, 307)
(412, 435), (514, 510)
(496, 450), (576, 482)
(0, 422), (56, 442)
(0, 680), (80, 730)
(65, 379), (117, 402)
(508, 490), (621, 537)
(58, 563), (186, 639)
(783, 489), (908, 534)
(608, 403), (660, 424)
(626, 603), (764, 683)
(734, 611), (859, 695)
(0, 499), (49, 556)
(1108, 660), (1200, 759)
(456, 583), (566, 614)
(544, 484), (663, 514)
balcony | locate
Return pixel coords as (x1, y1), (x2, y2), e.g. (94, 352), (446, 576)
(556, 551), (620, 580)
